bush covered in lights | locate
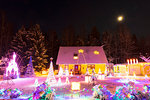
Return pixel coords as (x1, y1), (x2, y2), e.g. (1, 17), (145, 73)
(0, 88), (22, 99)
(93, 84), (112, 99)
(113, 82), (137, 100)
(29, 82), (55, 100)
(93, 83), (150, 100)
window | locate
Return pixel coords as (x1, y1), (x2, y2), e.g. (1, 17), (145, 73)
(73, 53), (78, 59)
(78, 49), (84, 53)
(94, 50), (99, 55)
(87, 64), (95, 69)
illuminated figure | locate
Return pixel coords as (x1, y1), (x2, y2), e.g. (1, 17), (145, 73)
(6, 52), (19, 79)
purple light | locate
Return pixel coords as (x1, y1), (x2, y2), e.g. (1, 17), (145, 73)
(6, 52), (19, 79)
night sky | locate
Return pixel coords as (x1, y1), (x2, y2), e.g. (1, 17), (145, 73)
(0, 0), (150, 37)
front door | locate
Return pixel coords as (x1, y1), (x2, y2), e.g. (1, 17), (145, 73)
(74, 65), (80, 74)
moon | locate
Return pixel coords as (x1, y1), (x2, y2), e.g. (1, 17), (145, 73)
(117, 16), (124, 22)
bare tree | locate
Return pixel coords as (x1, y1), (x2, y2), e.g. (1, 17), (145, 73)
(88, 26), (101, 46)
(61, 25), (75, 46)
(102, 31), (113, 63)
(0, 11), (13, 57)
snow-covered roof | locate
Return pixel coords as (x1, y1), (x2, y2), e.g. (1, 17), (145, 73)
(56, 46), (108, 64)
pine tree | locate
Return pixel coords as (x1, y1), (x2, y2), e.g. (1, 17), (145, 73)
(61, 26), (75, 46)
(0, 11), (13, 57)
(75, 35), (85, 46)
(9, 26), (32, 73)
(74, 25), (87, 46)
(29, 24), (48, 72)
(46, 58), (56, 84)
(25, 56), (35, 77)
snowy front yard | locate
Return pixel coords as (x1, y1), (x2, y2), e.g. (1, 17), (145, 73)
(0, 75), (150, 100)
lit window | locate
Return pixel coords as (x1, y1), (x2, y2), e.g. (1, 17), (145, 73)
(78, 49), (84, 53)
(73, 54), (78, 59)
(88, 64), (95, 69)
(94, 50), (99, 55)
(73, 56), (78, 59)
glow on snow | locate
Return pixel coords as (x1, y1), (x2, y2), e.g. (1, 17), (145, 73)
(117, 79), (140, 84)
(6, 52), (19, 78)
(116, 76), (140, 84)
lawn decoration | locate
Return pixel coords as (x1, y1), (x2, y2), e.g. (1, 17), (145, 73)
(113, 82), (137, 100)
(85, 75), (91, 83)
(29, 82), (55, 100)
(71, 82), (80, 91)
(58, 67), (63, 76)
(65, 77), (70, 84)
(137, 84), (150, 100)
(34, 78), (39, 87)
(25, 56), (35, 77)
(5, 52), (19, 79)
(57, 77), (62, 86)
(0, 88), (22, 99)
(46, 57), (57, 84)
(98, 68), (102, 74)
(65, 68), (69, 76)
(85, 67), (89, 75)
(70, 71), (73, 76)
(97, 68), (105, 80)
(93, 84), (112, 100)
(140, 55), (150, 62)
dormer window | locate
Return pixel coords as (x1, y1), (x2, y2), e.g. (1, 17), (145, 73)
(94, 50), (99, 55)
(78, 49), (84, 53)
(73, 53), (78, 59)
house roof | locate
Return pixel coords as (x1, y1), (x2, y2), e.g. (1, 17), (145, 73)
(56, 46), (108, 64)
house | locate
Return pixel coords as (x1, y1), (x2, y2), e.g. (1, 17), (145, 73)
(56, 46), (108, 74)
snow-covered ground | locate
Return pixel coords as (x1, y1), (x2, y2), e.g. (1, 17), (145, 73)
(0, 75), (150, 100)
